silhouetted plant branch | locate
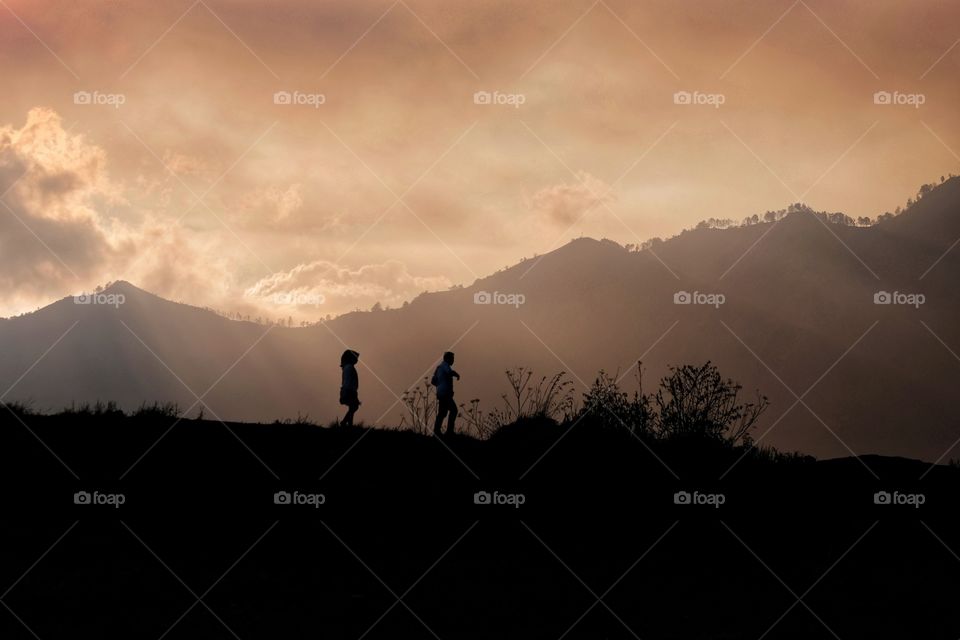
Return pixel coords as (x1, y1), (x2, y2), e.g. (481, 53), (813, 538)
(460, 368), (576, 439)
(497, 368), (575, 422)
(400, 378), (438, 435)
(458, 398), (494, 439)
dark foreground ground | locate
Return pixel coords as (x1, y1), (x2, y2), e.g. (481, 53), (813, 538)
(1, 410), (958, 639)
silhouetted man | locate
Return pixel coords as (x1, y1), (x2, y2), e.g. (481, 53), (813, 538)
(432, 351), (460, 436)
(339, 349), (361, 427)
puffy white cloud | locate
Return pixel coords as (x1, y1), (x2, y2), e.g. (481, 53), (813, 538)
(0, 109), (453, 322)
(0, 108), (122, 299)
(0, 108), (234, 316)
(529, 171), (616, 225)
(244, 259), (451, 314)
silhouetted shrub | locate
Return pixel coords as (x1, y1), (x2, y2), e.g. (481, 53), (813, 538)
(571, 362), (766, 446)
(464, 363), (767, 446)
(457, 369), (575, 439)
(653, 361), (768, 446)
(488, 369), (574, 434)
(579, 368), (651, 435)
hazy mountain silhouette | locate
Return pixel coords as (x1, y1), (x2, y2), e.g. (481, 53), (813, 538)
(3, 177), (960, 461)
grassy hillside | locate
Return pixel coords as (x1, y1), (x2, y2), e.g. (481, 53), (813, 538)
(2, 404), (958, 638)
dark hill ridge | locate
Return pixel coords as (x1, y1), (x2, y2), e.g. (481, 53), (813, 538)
(3, 178), (960, 461)
(2, 410), (958, 639)
(2, 407), (956, 512)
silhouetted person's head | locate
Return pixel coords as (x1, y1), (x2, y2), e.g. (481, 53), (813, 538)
(443, 351), (455, 365)
(340, 349), (360, 367)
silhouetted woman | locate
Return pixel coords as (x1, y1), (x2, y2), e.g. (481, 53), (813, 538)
(339, 349), (361, 427)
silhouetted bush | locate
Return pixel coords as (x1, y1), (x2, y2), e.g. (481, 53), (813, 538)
(579, 368), (651, 435)
(499, 369), (575, 422)
(653, 362), (768, 446)
(461, 369), (575, 439)
(465, 362), (766, 448)
(569, 362), (767, 446)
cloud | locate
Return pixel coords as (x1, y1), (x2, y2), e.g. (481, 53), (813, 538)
(0, 108), (235, 317)
(161, 150), (211, 178)
(234, 183), (304, 224)
(244, 259), (452, 314)
(529, 171), (616, 225)
(2, 0), (959, 319)
(0, 109), (432, 323)
(0, 108), (122, 299)
(121, 219), (232, 304)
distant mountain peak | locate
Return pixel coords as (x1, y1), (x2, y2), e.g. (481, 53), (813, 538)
(63, 280), (185, 313)
(547, 236), (626, 259)
(97, 281), (169, 304)
(102, 280), (144, 295)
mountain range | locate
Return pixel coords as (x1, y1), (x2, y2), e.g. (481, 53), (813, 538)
(3, 177), (960, 461)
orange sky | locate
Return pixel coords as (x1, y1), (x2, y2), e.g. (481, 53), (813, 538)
(0, 0), (957, 320)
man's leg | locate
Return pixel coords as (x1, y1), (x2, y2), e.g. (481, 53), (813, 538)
(434, 397), (448, 436)
(446, 401), (458, 435)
